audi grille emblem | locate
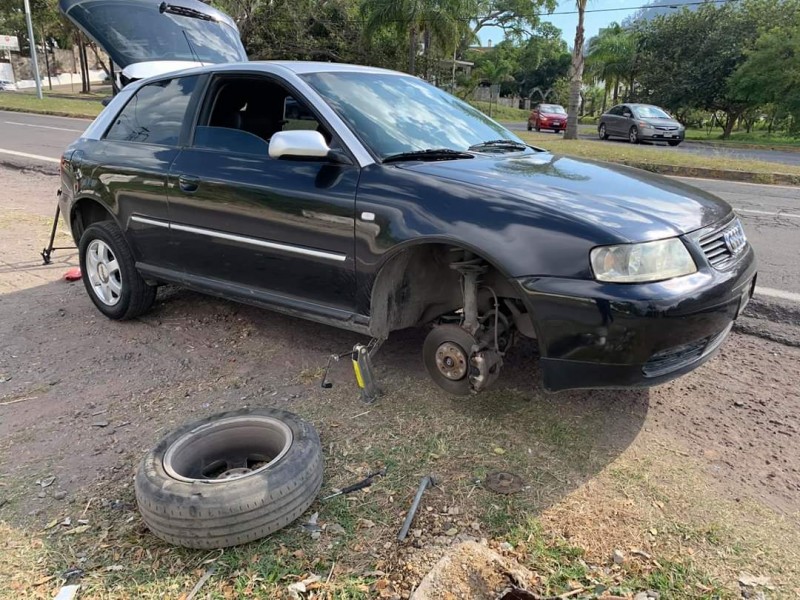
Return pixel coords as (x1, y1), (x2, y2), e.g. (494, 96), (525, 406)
(723, 220), (747, 255)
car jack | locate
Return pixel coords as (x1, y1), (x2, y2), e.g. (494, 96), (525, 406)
(41, 197), (76, 265)
(321, 338), (384, 404)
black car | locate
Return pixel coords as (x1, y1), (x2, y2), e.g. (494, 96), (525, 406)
(58, 0), (755, 395)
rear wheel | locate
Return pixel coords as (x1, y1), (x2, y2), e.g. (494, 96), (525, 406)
(423, 325), (477, 396)
(598, 123), (608, 140)
(629, 126), (640, 144)
(79, 221), (156, 320)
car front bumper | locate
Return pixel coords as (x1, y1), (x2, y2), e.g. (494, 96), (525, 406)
(640, 128), (684, 142)
(517, 245), (756, 391)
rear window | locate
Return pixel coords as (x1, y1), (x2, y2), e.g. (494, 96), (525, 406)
(105, 76), (199, 146)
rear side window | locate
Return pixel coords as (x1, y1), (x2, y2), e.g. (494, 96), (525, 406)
(105, 76), (199, 146)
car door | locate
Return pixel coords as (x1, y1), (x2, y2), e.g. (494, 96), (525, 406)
(605, 105), (622, 136)
(165, 73), (360, 313)
(85, 74), (202, 267)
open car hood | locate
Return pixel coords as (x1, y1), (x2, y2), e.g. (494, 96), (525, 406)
(59, 0), (247, 70)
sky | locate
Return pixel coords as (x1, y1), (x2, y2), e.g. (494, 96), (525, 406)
(477, 0), (645, 48)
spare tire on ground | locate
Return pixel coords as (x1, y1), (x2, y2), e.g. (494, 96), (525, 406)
(134, 407), (323, 549)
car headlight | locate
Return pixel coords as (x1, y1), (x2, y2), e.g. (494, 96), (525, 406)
(590, 238), (697, 283)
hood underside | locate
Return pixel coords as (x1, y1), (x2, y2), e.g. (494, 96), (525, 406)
(59, 0), (247, 69)
(401, 152), (732, 242)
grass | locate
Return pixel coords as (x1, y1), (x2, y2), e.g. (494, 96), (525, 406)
(685, 127), (800, 149)
(0, 92), (101, 119)
(518, 131), (800, 182)
(469, 100), (530, 121)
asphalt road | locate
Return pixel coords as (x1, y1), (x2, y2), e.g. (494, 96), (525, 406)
(503, 122), (800, 167)
(1, 110), (798, 299)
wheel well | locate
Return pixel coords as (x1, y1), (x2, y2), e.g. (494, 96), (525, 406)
(368, 244), (528, 339)
(71, 199), (114, 244)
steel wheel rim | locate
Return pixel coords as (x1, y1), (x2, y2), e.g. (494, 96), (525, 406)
(435, 342), (469, 381)
(163, 416), (294, 483)
(86, 239), (122, 306)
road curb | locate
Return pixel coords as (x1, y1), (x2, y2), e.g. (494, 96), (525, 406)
(0, 105), (98, 120)
(605, 161), (800, 186)
(685, 139), (800, 154)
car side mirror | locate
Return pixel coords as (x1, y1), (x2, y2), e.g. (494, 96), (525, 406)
(269, 130), (350, 164)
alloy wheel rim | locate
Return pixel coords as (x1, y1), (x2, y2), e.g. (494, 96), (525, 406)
(86, 239), (122, 306)
(630, 128), (637, 142)
(599, 125), (605, 138)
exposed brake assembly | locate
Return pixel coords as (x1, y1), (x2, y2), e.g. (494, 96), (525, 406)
(321, 338), (383, 404)
(423, 251), (513, 395)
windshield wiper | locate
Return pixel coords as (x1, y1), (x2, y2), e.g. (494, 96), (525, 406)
(468, 139), (528, 152)
(382, 148), (474, 163)
(159, 2), (215, 21)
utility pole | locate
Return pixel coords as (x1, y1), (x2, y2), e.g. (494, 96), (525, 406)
(23, 0), (43, 99)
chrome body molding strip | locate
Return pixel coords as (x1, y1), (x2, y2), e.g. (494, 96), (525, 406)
(170, 222), (348, 262)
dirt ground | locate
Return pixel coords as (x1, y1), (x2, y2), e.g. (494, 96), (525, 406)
(1, 165), (799, 598)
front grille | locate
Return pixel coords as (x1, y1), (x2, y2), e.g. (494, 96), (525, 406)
(697, 218), (747, 269)
(643, 324), (732, 378)
(655, 125), (678, 131)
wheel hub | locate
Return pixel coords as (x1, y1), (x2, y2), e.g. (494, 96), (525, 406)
(435, 342), (468, 380)
(86, 239), (122, 306)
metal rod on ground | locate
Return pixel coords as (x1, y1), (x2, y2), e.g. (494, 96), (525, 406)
(397, 475), (436, 542)
(23, 0), (43, 100)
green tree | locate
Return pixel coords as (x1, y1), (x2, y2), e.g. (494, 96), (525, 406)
(729, 25), (800, 129)
(361, 0), (469, 74)
(564, 0), (586, 139)
(632, 0), (783, 138)
(585, 22), (637, 110)
(476, 52), (514, 116)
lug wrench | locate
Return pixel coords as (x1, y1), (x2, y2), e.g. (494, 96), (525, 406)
(397, 474), (438, 542)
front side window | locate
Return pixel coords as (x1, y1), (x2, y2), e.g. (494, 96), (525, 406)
(192, 76), (331, 156)
(105, 76), (199, 145)
(302, 72), (524, 159)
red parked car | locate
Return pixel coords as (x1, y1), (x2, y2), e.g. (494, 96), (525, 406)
(527, 104), (567, 133)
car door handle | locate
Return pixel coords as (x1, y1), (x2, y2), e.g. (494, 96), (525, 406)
(178, 175), (200, 193)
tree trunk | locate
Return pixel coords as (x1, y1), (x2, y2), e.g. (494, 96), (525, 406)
(612, 78), (618, 104)
(722, 109), (741, 139)
(408, 25), (417, 75)
(564, 0), (586, 140)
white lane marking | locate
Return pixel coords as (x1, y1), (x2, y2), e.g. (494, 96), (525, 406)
(0, 148), (59, 164)
(756, 287), (800, 303)
(4, 120), (83, 133)
(738, 208), (800, 219)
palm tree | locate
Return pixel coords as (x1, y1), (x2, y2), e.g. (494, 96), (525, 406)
(564, 0), (587, 139)
(478, 56), (514, 117)
(362, 0), (469, 75)
(585, 23), (637, 110)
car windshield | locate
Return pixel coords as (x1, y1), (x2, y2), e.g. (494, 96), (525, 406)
(540, 105), (566, 114)
(301, 71), (527, 159)
(635, 105), (671, 119)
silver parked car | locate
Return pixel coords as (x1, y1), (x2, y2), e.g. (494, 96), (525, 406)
(598, 103), (685, 146)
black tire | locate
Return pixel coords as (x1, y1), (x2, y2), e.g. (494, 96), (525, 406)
(527, 122), (532, 131)
(135, 407), (323, 549)
(668, 140), (682, 147)
(535, 121), (541, 132)
(423, 324), (477, 396)
(629, 126), (640, 144)
(598, 123), (608, 140)
(79, 221), (156, 320)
